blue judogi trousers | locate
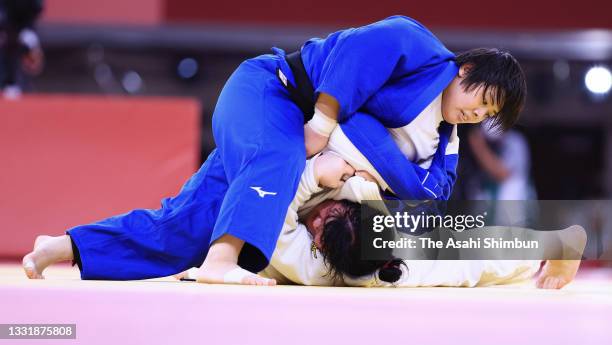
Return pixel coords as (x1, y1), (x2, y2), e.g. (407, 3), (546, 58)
(67, 53), (306, 280)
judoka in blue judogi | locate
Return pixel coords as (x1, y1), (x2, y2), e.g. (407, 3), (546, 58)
(59, 15), (523, 282)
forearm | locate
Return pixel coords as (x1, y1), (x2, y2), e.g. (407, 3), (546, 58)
(468, 130), (510, 182)
(314, 92), (340, 121)
(304, 93), (339, 156)
(472, 145), (510, 182)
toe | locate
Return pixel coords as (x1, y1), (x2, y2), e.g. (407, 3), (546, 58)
(545, 277), (560, 289)
(173, 270), (189, 280)
(535, 274), (546, 288)
(22, 254), (37, 279)
(543, 277), (554, 289)
(242, 275), (258, 285)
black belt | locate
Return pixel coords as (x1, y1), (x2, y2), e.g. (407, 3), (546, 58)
(277, 51), (316, 124)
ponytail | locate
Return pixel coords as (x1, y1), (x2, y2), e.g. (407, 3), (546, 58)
(378, 259), (405, 283)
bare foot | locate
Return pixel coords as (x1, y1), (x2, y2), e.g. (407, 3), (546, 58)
(23, 235), (72, 279)
(536, 225), (587, 289)
(173, 270), (191, 280)
(197, 234), (276, 286)
(23, 235), (52, 279)
(173, 268), (200, 281)
(195, 261), (276, 286)
(536, 260), (581, 289)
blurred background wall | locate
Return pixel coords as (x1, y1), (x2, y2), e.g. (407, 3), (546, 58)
(42, 0), (612, 28)
(30, 0), (611, 199)
(43, 0), (163, 25)
(164, 0), (612, 29)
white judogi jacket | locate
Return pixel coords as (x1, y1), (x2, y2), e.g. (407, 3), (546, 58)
(259, 95), (539, 287)
(258, 154), (540, 287)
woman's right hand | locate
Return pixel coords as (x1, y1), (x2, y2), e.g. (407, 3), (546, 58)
(304, 123), (330, 157)
(314, 152), (355, 189)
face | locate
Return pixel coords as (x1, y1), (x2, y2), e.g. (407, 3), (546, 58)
(305, 200), (350, 249)
(441, 64), (502, 125)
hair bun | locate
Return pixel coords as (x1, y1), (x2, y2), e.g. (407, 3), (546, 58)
(378, 260), (404, 283)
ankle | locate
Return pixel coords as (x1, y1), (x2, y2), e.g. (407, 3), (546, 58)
(206, 234), (244, 262)
(201, 256), (237, 267)
(39, 236), (74, 263)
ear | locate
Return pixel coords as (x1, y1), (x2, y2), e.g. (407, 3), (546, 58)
(312, 216), (323, 232)
(458, 63), (474, 78)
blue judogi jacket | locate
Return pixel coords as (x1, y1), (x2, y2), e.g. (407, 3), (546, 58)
(277, 15), (459, 200)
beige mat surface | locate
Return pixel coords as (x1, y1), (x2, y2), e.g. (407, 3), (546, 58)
(1, 263), (611, 345)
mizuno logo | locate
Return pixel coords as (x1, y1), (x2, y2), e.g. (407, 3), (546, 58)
(250, 186), (277, 198)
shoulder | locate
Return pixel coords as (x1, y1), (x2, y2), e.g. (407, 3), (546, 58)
(381, 15), (427, 28)
(346, 15), (431, 37)
(372, 15), (437, 36)
(358, 15), (450, 54)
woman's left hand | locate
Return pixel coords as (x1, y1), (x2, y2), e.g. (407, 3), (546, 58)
(314, 152), (355, 188)
(355, 170), (377, 183)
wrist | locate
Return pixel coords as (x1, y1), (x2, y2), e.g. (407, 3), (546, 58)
(307, 107), (337, 137)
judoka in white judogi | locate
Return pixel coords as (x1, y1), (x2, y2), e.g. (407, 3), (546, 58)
(184, 95), (541, 287)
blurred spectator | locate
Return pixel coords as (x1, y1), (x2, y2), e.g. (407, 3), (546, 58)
(0, 0), (44, 98)
(461, 124), (537, 226)
(467, 125), (535, 200)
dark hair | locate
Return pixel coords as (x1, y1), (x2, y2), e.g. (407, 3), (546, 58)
(455, 48), (527, 131)
(378, 259), (405, 283)
(319, 200), (404, 283)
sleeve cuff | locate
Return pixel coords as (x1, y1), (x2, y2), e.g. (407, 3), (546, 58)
(304, 154), (324, 194)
